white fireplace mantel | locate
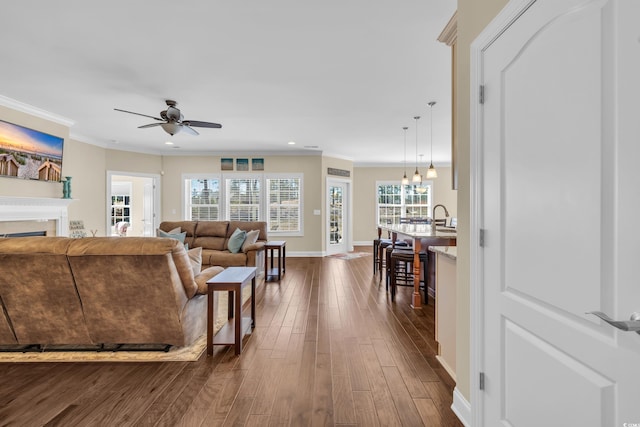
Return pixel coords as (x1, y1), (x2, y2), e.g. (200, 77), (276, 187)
(0, 196), (74, 236)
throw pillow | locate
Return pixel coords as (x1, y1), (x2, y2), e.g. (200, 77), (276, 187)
(242, 229), (260, 252)
(228, 228), (246, 253)
(158, 229), (187, 243)
(187, 247), (202, 276)
(156, 226), (181, 236)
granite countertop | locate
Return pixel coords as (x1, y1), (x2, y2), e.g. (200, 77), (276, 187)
(429, 246), (457, 260)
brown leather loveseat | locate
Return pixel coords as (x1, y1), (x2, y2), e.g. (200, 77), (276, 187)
(0, 236), (223, 349)
(158, 221), (267, 270)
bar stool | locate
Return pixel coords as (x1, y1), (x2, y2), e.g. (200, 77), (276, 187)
(378, 238), (408, 276)
(388, 248), (427, 303)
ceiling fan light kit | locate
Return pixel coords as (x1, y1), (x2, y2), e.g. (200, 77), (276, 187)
(114, 99), (222, 137)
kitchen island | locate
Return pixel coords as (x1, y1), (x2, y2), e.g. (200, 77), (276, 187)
(379, 224), (456, 308)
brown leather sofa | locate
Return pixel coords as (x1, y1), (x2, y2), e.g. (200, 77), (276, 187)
(0, 236), (223, 348)
(158, 221), (267, 270)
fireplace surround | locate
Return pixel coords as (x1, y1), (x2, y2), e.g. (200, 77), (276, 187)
(0, 196), (74, 237)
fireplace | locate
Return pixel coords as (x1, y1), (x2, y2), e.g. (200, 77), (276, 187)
(0, 196), (74, 237)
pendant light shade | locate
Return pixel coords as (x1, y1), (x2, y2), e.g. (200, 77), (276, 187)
(412, 116), (421, 182)
(401, 126), (409, 185)
(426, 101), (438, 179)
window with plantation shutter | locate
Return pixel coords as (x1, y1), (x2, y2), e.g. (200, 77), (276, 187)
(267, 176), (302, 234)
(185, 177), (220, 220)
(226, 177), (261, 221)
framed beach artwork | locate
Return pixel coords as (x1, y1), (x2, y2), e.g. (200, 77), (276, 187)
(0, 119), (65, 182)
(221, 158), (233, 171)
(251, 158), (264, 171)
(236, 158), (249, 171)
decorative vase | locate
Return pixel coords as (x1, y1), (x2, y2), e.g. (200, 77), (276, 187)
(62, 176), (72, 199)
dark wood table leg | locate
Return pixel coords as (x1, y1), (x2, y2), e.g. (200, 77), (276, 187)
(234, 285), (242, 355)
(207, 286), (214, 355)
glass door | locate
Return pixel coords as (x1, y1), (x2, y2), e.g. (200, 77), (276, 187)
(327, 180), (349, 255)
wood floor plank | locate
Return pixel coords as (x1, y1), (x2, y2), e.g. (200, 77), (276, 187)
(0, 253), (464, 427)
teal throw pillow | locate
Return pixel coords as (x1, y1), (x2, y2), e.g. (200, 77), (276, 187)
(158, 229), (187, 243)
(228, 228), (246, 253)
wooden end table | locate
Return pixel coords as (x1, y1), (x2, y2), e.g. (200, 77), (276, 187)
(206, 266), (256, 356)
(264, 240), (286, 281)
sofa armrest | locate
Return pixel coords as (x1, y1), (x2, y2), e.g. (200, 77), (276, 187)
(242, 241), (265, 253)
(195, 266), (225, 295)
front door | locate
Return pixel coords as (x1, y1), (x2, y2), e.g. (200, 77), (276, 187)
(475, 0), (640, 425)
(327, 180), (349, 255)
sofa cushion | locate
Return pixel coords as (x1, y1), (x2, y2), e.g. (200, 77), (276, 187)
(228, 228), (246, 253)
(228, 221), (268, 241)
(242, 229), (260, 252)
(204, 250), (248, 267)
(188, 247), (203, 276)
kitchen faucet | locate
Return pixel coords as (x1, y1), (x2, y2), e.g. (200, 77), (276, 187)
(432, 204), (449, 225)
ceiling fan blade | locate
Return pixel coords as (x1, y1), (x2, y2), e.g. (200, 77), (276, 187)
(181, 125), (199, 136)
(138, 123), (162, 129)
(114, 108), (163, 121)
(183, 120), (222, 129)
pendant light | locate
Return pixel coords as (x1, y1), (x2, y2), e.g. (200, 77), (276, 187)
(401, 126), (409, 185)
(426, 101), (438, 179)
(416, 155), (427, 193)
(412, 116), (421, 182)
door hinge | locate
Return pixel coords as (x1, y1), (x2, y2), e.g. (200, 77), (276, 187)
(479, 229), (485, 247)
(479, 372), (485, 390)
(479, 85), (485, 104)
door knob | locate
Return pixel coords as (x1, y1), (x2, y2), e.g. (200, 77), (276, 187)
(586, 311), (640, 334)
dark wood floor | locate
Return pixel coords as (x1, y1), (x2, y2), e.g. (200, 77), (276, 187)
(0, 249), (463, 426)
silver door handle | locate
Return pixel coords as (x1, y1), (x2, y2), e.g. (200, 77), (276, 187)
(586, 311), (640, 334)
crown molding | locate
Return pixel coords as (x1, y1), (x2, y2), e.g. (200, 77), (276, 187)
(0, 95), (75, 127)
(438, 11), (458, 46)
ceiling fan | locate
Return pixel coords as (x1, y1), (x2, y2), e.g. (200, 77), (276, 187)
(114, 100), (222, 136)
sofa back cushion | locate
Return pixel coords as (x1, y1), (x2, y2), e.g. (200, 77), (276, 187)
(66, 237), (194, 345)
(0, 237), (92, 345)
(227, 221), (268, 241)
(193, 221), (228, 251)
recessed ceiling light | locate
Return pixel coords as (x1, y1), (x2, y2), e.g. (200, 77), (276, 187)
(172, 146), (180, 149)
(165, 141), (174, 145)
(304, 145), (319, 149)
(288, 141), (296, 145)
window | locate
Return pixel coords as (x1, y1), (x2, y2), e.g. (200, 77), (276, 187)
(376, 181), (432, 226)
(185, 178), (220, 220)
(182, 173), (303, 235)
(225, 177), (261, 221)
(267, 176), (302, 233)
(110, 181), (132, 233)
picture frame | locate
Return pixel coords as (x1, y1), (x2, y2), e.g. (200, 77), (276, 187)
(221, 158), (233, 171)
(236, 158), (249, 171)
(0, 119), (65, 182)
(251, 158), (264, 171)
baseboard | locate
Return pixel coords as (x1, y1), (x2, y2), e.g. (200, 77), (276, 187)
(451, 387), (471, 427)
(435, 355), (456, 382)
(353, 240), (373, 246)
(286, 251), (325, 257)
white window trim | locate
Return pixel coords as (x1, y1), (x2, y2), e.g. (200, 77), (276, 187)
(182, 173), (221, 220)
(375, 180), (434, 225)
(265, 173), (304, 237)
(223, 173), (263, 222)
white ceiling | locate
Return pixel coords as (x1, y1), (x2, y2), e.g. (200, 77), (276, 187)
(0, 0), (456, 166)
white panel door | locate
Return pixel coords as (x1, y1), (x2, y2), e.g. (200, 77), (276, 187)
(477, 0), (640, 425)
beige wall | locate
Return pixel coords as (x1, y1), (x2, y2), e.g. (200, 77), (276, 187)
(456, 0), (509, 403)
(352, 166), (457, 243)
(160, 154), (324, 254)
